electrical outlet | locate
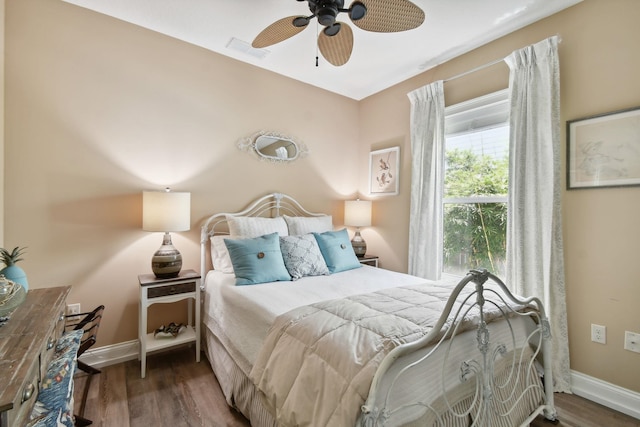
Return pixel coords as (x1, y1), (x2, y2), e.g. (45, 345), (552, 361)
(591, 324), (606, 344)
(624, 331), (640, 353)
(67, 303), (81, 316)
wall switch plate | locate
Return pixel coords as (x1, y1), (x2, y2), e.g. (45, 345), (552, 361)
(624, 331), (640, 353)
(66, 303), (81, 316)
(591, 324), (606, 344)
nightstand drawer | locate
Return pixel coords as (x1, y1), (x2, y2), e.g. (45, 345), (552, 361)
(359, 255), (379, 267)
(147, 281), (196, 299)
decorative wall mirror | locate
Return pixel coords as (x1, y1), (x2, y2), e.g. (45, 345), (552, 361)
(237, 131), (309, 163)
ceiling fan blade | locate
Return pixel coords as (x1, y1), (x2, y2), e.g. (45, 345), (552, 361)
(351, 0), (425, 33)
(318, 22), (353, 67)
(252, 16), (309, 48)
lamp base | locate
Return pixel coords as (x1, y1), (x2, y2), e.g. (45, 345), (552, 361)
(351, 229), (367, 258)
(152, 232), (182, 278)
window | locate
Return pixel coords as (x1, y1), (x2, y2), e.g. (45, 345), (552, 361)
(443, 90), (509, 277)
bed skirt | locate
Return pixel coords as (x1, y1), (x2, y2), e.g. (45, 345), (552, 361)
(204, 327), (276, 427)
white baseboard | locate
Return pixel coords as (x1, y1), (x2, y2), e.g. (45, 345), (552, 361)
(571, 370), (640, 420)
(78, 339), (202, 370)
(78, 339), (139, 369)
(81, 344), (640, 421)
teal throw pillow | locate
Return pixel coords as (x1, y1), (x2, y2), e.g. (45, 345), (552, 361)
(313, 229), (362, 273)
(224, 232), (291, 285)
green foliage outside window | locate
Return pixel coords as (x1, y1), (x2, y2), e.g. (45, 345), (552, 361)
(443, 148), (508, 277)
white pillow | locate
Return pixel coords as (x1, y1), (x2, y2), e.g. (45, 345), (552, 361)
(210, 236), (235, 274)
(226, 216), (289, 238)
(284, 215), (333, 235)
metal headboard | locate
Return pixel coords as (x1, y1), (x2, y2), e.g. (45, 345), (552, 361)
(199, 192), (326, 280)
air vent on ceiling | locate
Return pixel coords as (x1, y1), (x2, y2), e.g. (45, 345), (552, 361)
(226, 37), (270, 60)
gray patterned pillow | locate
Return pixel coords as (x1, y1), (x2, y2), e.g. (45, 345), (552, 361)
(279, 234), (330, 280)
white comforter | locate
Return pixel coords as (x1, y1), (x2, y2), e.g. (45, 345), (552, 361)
(248, 281), (508, 427)
(202, 266), (430, 375)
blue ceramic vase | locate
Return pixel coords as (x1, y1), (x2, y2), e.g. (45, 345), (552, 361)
(1, 265), (28, 291)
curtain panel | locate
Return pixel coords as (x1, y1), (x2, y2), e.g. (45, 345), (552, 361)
(406, 37), (570, 392)
(505, 36), (571, 392)
(407, 81), (445, 280)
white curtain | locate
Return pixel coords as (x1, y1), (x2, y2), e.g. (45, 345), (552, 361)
(505, 36), (571, 392)
(407, 81), (445, 280)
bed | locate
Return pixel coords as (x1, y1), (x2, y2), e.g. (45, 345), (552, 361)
(199, 193), (558, 427)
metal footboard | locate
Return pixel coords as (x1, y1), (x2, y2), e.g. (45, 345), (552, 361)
(359, 269), (558, 427)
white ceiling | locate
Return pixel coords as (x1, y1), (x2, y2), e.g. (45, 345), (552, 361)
(60, 0), (582, 100)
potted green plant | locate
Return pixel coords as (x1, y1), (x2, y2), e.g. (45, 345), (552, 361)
(0, 246), (28, 291)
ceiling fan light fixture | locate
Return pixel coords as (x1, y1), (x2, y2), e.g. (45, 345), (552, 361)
(349, 2), (367, 21)
(317, 4), (339, 26)
(323, 22), (341, 37)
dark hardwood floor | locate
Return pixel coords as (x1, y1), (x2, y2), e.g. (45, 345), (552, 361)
(73, 347), (248, 427)
(73, 347), (639, 426)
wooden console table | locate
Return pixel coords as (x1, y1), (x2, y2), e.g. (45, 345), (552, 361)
(0, 286), (70, 427)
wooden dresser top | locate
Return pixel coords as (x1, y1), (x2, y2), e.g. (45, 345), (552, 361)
(0, 286), (71, 412)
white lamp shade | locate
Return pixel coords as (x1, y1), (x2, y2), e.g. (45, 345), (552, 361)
(143, 190), (191, 232)
(344, 200), (372, 227)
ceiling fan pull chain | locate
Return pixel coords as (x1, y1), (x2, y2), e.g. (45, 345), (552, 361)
(316, 20), (320, 67)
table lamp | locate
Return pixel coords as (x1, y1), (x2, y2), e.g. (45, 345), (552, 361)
(143, 188), (191, 278)
(344, 199), (372, 257)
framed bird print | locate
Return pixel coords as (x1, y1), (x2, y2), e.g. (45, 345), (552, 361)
(369, 147), (400, 196)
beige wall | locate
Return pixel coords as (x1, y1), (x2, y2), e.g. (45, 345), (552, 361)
(360, 0), (640, 393)
(5, 0), (359, 345)
(4, 0), (640, 394)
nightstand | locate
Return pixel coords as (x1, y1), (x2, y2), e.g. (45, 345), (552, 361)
(138, 269), (201, 378)
(358, 255), (379, 267)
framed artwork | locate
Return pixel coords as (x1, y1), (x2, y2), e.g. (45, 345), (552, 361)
(567, 106), (640, 189)
(369, 147), (399, 196)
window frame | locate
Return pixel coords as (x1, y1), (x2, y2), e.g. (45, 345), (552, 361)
(442, 89), (510, 277)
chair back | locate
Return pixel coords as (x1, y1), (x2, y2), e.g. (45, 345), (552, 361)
(66, 305), (105, 357)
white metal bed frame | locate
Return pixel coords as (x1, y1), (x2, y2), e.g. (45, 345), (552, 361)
(199, 193), (559, 427)
(358, 268), (559, 426)
(200, 192), (326, 280)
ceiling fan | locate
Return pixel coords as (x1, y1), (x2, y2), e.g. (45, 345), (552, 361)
(252, 0), (425, 66)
